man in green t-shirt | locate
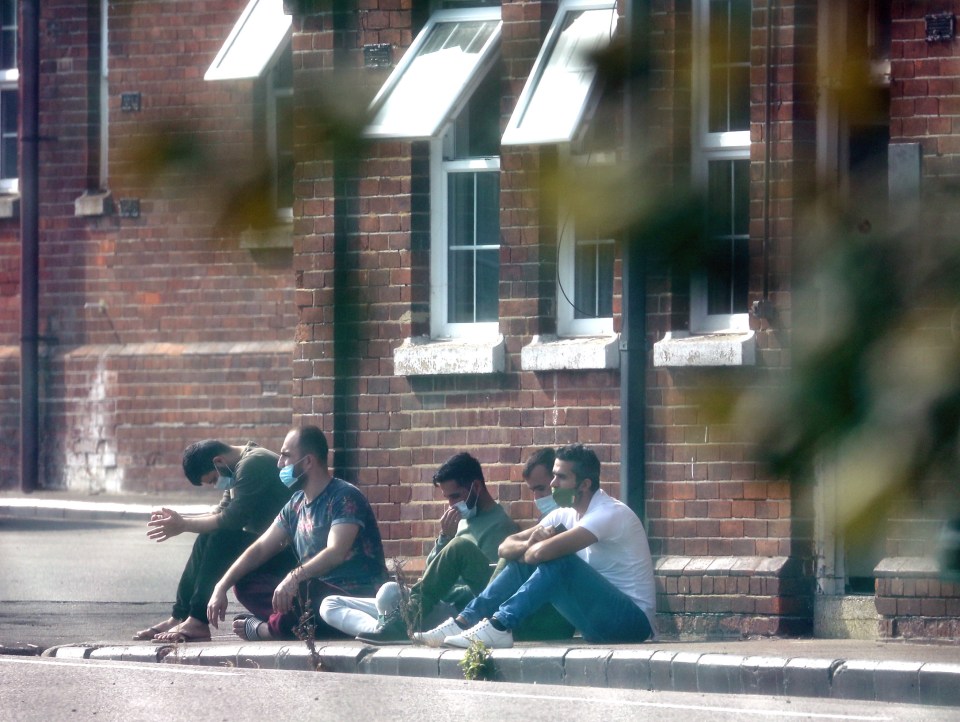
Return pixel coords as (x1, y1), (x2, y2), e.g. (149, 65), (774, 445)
(319, 452), (518, 643)
(133, 440), (294, 644)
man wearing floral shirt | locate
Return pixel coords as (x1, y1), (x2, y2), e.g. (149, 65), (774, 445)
(207, 425), (387, 641)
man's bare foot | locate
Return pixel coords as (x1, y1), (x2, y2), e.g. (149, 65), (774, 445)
(233, 615), (273, 641)
(152, 616), (212, 643)
(133, 616), (181, 641)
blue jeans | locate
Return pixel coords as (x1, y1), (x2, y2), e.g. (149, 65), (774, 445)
(458, 555), (652, 644)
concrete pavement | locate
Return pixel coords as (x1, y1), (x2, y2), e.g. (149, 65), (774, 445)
(3, 491), (960, 708)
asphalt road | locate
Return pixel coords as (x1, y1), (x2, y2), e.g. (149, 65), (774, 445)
(0, 515), (219, 650)
(4, 655), (958, 722)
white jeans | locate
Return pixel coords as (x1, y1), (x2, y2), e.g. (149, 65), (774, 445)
(319, 581), (404, 636)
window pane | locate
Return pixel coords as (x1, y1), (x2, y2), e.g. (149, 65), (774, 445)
(367, 12), (501, 139)
(448, 248), (475, 323)
(0, 0), (14, 71)
(448, 173), (476, 247)
(1, 88), (16, 179)
(454, 64), (500, 158)
(205, 0), (291, 81)
(573, 234), (614, 319)
(708, 0), (750, 133)
(503, 4), (617, 145)
(706, 159), (749, 315)
(447, 169), (500, 323)
(275, 94), (294, 209)
(476, 247), (499, 321)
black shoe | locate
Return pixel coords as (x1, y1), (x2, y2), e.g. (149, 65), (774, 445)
(356, 613), (410, 645)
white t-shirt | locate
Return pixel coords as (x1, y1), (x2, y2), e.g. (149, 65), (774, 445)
(542, 490), (656, 628)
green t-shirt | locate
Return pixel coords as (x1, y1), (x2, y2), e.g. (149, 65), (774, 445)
(426, 502), (518, 565)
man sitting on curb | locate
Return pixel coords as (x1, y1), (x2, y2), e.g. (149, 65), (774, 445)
(137, 438), (295, 644)
(415, 443), (656, 649)
(206, 425), (388, 641)
(319, 451), (518, 644)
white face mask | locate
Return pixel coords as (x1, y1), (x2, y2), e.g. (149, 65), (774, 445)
(534, 494), (559, 516)
(454, 482), (478, 520)
(214, 462), (235, 490)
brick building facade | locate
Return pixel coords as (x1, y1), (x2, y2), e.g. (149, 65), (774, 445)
(1, 0), (958, 639)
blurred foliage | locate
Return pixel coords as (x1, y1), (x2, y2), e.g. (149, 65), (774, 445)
(121, 6), (960, 550)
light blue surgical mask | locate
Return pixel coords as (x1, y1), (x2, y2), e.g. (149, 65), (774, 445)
(534, 494), (559, 516)
(454, 482), (478, 520)
(214, 462), (235, 490)
(279, 457), (307, 489)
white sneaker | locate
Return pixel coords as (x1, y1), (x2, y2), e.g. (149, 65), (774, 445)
(412, 617), (462, 647)
(443, 618), (513, 649)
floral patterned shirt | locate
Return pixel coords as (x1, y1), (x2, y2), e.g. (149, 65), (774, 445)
(276, 477), (387, 594)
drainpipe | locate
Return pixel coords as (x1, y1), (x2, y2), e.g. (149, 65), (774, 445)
(20, 0), (39, 492)
(620, 0), (649, 516)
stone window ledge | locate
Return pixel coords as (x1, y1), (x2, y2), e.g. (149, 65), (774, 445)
(653, 330), (756, 367)
(520, 333), (619, 371)
(393, 335), (505, 376)
(0, 193), (20, 219)
(239, 220), (293, 250)
(74, 190), (112, 218)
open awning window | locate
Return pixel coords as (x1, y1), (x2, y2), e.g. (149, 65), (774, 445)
(364, 7), (501, 140)
(502, 0), (617, 146)
(205, 0), (292, 81)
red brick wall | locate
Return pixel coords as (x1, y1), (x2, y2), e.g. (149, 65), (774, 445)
(292, 1), (624, 561)
(0, 0), (297, 491)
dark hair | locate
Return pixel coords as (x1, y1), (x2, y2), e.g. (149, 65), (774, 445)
(555, 444), (600, 492)
(522, 447), (555, 479)
(295, 425), (329, 464)
(182, 439), (232, 486)
(433, 452), (484, 489)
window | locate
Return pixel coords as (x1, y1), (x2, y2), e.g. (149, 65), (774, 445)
(204, 0), (291, 81)
(365, 8), (501, 141)
(502, 0), (617, 146)
(430, 59), (501, 338)
(206, 0), (293, 223)
(367, 7), (502, 342)
(266, 47), (293, 217)
(557, 154), (616, 336)
(0, 0), (17, 194)
(691, 0), (751, 333)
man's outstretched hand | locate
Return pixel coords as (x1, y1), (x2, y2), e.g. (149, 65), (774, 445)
(147, 507), (185, 542)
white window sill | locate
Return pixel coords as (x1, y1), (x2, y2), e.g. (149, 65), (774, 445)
(520, 333), (620, 371)
(74, 190), (112, 218)
(652, 330), (756, 367)
(0, 193), (20, 219)
(239, 221), (293, 250)
(393, 335), (505, 376)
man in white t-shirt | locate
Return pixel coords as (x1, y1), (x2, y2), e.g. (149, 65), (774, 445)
(415, 444), (656, 649)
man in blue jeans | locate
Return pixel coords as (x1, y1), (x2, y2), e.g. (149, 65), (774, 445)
(414, 443), (656, 648)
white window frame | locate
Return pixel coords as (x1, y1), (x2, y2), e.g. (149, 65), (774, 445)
(691, 0), (751, 334)
(557, 151), (616, 336)
(204, 0), (292, 81)
(365, 7), (501, 141)
(98, 0), (108, 188)
(0, 0), (18, 194)
(430, 140), (501, 340)
(502, 0), (616, 146)
(206, 0), (293, 222)
(266, 44), (293, 221)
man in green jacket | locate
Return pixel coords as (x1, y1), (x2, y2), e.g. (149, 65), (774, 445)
(320, 451), (518, 643)
(134, 439), (294, 644)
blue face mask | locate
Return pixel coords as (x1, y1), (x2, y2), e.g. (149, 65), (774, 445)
(214, 462), (235, 490)
(454, 482), (478, 520)
(279, 457), (306, 489)
(534, 494), (559, 516)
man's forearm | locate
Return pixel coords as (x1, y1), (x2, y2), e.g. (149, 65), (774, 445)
(180, 512), (221, 535)
(295, 546), (348, 581)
